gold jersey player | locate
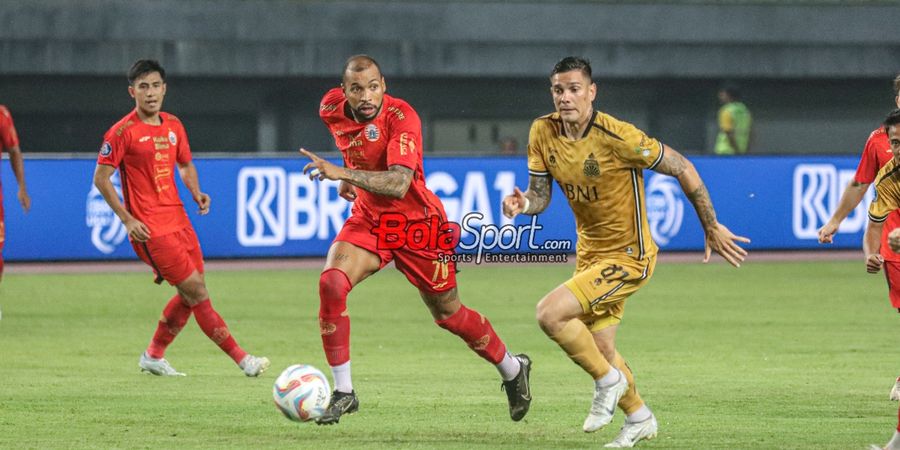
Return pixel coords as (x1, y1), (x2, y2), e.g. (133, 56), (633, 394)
(503, 57), (749, 448)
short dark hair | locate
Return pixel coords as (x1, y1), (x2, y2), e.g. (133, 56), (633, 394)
(893, 73), (900, 97)
(884, 108), (900, 134)
(342, 54), (382, 81)
(720, 83), (742, 101)
(128, 59), (165, 85)
(551, 56), (592, 80)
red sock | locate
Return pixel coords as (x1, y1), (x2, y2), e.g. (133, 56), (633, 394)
(192, 299), (246, 364)
(435, 304), (506, 364)
(319, 269), (352, 366)
(146, 294), (192, 359)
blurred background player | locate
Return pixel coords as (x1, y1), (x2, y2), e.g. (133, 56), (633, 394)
(0, 104), (31, 281)
(503, 56), (749, 448)
(92, 59), (269, 377)
(864, 109), (900, 450)
(714, 83), (752, 155)
(300, 54), (531, 425)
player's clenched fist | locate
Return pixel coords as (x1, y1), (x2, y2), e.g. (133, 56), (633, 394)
(889, 228), (900, 253)
(502, 187), (528, 219)
(867, 253), (885, 273)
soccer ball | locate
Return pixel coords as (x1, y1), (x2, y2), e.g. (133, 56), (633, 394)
(272, 364), (331, 422)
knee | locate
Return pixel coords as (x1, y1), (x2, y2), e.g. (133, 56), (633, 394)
(423, 289), (459, 320)
(178, 282), (208, 306)
(535, 297), (561, 335)
(595, 340), (616, 362)
(319, 269), (351, 314)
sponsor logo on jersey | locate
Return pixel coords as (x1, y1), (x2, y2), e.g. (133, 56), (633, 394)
(99, 141), (112, 157)
(646, 173), (684, 246)
(85, 172), (127, 254)
(139, 136), (151, 143)
(365, 124), (380, 142)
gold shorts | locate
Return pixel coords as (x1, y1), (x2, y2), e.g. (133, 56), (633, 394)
(563, 255), (656, 332)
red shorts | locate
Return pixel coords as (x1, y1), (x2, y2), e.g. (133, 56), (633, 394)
(132, 226), (204, 286)
(884, 260), (900, 310)
(335, 214), (457, 294)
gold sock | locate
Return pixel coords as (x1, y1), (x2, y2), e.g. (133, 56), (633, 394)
(614, 351), (644, 415)
(549, 319), (611, 379)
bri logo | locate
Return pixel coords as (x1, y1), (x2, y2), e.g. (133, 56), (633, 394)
(792, 164), (871, 239)
(85, 172), (127, 254)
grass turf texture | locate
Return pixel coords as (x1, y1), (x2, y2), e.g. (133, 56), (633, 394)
(0, 260), (896, 449)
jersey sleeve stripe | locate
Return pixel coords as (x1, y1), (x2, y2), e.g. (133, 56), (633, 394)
(590, 123), (625, 142)
(630, 169), (646, 260)
(529, 169), (550, 177)
(647, 142), (665, 170)
(869, 212), (889, 223)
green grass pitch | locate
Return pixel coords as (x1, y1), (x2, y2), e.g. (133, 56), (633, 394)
(0, 259), (896, 449)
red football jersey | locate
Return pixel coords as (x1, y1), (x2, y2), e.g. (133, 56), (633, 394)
(97, 110), (192, 238)
(319, 87), (447, 223)
(854, 126), (900, 261)
(0, 105), (19, 150)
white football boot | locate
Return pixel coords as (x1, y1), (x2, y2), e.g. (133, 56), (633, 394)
(240, 354), (270, 377)
(583, 370), (629, 432)
(139, 352), (186, 376)
(604, 414), (658, 448)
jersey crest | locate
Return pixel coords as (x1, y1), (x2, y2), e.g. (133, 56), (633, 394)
(583, 153), (600, 178)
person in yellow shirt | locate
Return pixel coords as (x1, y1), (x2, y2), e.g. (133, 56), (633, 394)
(715, 84), (752, 155)
(503, 56), (749, 448)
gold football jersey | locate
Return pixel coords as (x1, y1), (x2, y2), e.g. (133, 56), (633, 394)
(527, 111), (664, 270)
(869, 157), (900, 222)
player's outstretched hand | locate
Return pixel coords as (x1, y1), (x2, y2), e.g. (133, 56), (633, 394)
(867, 253), (885, 274)
(703, 223), (750, 268)
(502, 187), (527, 219)
(300, 148), (345, 181)
(195, 192), (211, 215)
(125, 218), (151, 242)
(817, 220), (838, 244)
(17, 188), (30, 213)
(338, 180), (357, 202)
(888, 228), (900, 253)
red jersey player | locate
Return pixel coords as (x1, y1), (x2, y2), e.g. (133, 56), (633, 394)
(820, 75), (900, 310)
(866, 109), (900, 450)
(0, 104), (31, 281)
(299, 55), (532, 425)
(92, 59), (269, 377)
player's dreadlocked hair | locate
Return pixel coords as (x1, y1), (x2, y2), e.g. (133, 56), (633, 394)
(128, 59), (166, 85)
(551, 56), (592, 80)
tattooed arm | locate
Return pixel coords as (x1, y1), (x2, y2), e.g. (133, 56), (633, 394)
(300, 148), (413, 198)
(502, 174), (552, 218)
(653, 145), (750, 267)
(341, 165), (413, 199)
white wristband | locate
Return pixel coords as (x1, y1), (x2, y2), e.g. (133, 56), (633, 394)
(521, 196), (531, 215)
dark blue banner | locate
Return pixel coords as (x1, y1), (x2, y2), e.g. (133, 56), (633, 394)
(0, 155), (866, 261)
